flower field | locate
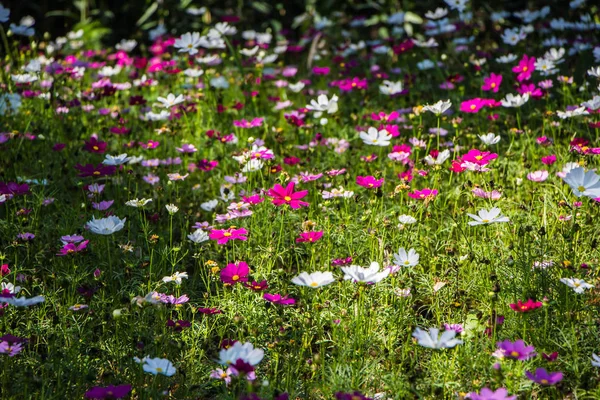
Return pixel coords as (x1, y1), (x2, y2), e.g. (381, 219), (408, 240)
(2, 1), (600, 399)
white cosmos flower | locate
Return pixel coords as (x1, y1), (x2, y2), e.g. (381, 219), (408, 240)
(393, 248), (420, 267)
(560, 278), (594, 294)
(581, 96), (600, 111)
(562, 167), (600, 198)
(156, 93), (185, 108)
(379, 80), (404, 95)
(242, 159), (264, 172)
(11, 74), (38, 84)
(398, 215), (417, 225)
(1, 282), (21, 294)
(174, 32), (202, 55)
(422, 100), (452, 116)
(102, 153), (130, 165)
(291, 271), (335, 288)
(412, 327), (463, 349)
(165, 204), (179, 215)
(587, 66), (600, 78)
(306, 94), (338, 115)
(162, 271), (188, 285)
(0, 295), (45, 307)
(478, 133), (501, 145)
(201, 199), (219, 212)
(592, 354), (600, 367)
(501, 93), (529, 107)
(288, 82), (305, 93)
(218, 341), (264, 366)
(87, 216), (126, 235)
(144, 110), (170, 121)
(141, 357), (176, 376)
(359, 127), (392, 146)
(424, 149), (450, 165)
(188, 229), (209, 243)
(240, 46), (259, 57)
(341, 262), (390, 283)
(183, 69), (204, 78)
(467, 208), (509, 225)
(557, 106), (589, 119)
(125, 198), (152, 208)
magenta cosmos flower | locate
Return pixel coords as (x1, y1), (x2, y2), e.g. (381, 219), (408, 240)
(209, 227), (248, 245)
(85, 384), (132, 399)
(263, 293), (296, 305)
(460, 98), (487, 113)
(461, 149), (498, 166)
(525, 368), (563, 385)
(481, 73), (503, 93)
(267, 182), (309, 209)
(408, 188), (438, 200)
(497, 339), (536, 360)
(512, 55), (535, 82)
(356, 175), (384, 189)
(296, 231), (323, 243)
(220, 261), (250, 284)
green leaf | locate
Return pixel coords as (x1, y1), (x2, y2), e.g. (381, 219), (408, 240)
(136, 2), (158, 27)
(251, 1), (272, 14)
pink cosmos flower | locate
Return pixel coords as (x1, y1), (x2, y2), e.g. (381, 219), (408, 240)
(209, 227), (248, 245)
(220, 261), (250, 284)
(527, 170), (549, 182)
(296, 231), (323, 243)
(267, 182), (309, 209)
(472, 188), (502, 200)
(263, 293), (296, 305)
(57, 240), (89, 256)
(233, 118), (264, 128)
(407, 188), (438, 200)
(356, 176), (384, 189)
(512, 55), (535, 82)
(481, 73), (503, 93)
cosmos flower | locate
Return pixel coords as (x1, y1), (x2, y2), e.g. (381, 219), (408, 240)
(138, 357), (176, 376)
(263, 293), (296, 305)
(86, 216), (126, 235)
(359, 127), (392, 146)
(509, 299), (543, 312)
(468, 388), (516, 400)
(84, 384), (132, 399)
(407, 188), (438, 200)
(467, 208), (509, 225)
(296, 231), (323, 243)
(341, 262), (390, 284)
(291, 271), (335, 288)
(218, 341), (264, 367)
(267, 182), (309, 209)
(561, 167), (600, 198)
(412, 327), (463, 349)
(497, 339), (536, 360)
(422, 100), (452, 116)
(209, 227), (248, 245)
(525, 368), (563, 385)
(356, 176), (384, 189)
(560, 278), (594, 293)
(393, 248), (420, 267)
(220, 261), (250, 284)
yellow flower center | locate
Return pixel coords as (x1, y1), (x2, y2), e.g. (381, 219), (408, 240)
(522, 67), (528, 72)
(482, 219), (489, 223)
(470, 104), (476, 110)
(310, 282), (318, 287)
(578, 185), (586, 192)
(510, 351), (519, 357)
(284, 196), (292, 201)
(232, 275), (240, 281)
(490, 83), (496, 88)
(93, 145), (99, 150)
(475, 155), (483, 160)
(156, 367), (163, 373)
(541, 379), (548, 384)
(223, 232), (232, 237)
